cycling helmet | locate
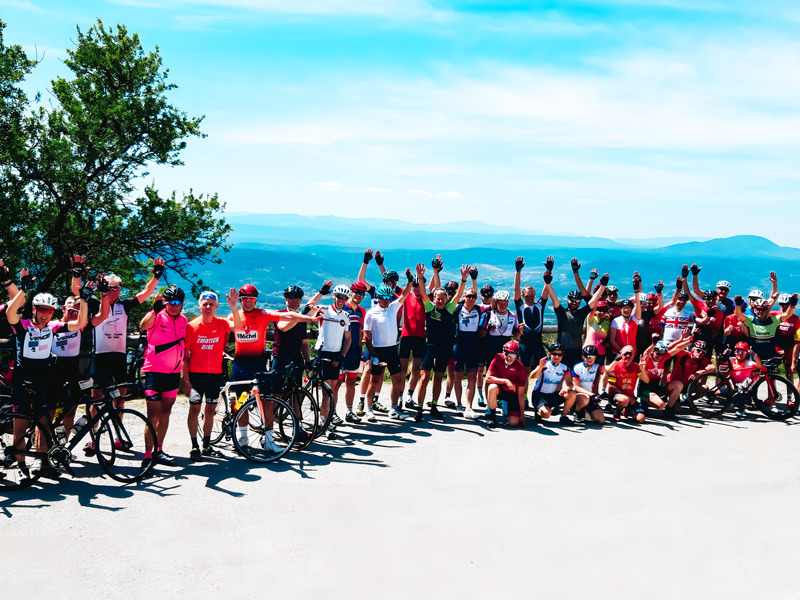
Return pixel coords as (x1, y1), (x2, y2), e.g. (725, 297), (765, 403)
(639, 293), (648, 303)
(481, 284), (495, 297)
(375, 285), (395, 300)
(284, 285), (304, 298)
(717, 280), (731, 289)
(655, 341), (669, 353)
(163, 287), (185, 302)
(748, 289), (764, 299)
(581, 345), (598, 357)
(606, 285), (619, 294)
(548, 342), (564, 353)
(239, 284), (258, 298)
(677, 291), (689, 300)
(703, 289), (718, 300)
(493, 290), (510, 301)
(332, 284), (351, 298)
(503, 340), (520, 354)
(444, 281), (459, 294)
(752, 298), (770, 309)
(734, 341), (750, 351)
(646, 293), (657, 303)
(778, 293), (791, 304)
(595, 300), (609, 310)
(32, 293), (58, 309)
(692, 340), (708, 352)
(619, 298), (633, 308)
(567, 290), (582, 301)
(382, 271), (399, 284)
(350, 281), (368, 294)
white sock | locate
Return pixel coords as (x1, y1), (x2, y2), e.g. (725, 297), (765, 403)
(238, 426), (248, 440)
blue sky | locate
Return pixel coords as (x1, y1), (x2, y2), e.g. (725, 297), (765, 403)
(1, 0), (799, 244)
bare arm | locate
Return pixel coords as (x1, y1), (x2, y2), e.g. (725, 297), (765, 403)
(571, 258), (588, 297)
(358, 249), (373, 283)
(514, 256), (523, 302)
(5, 290), (25, 325)
(416, 264), (431, 305)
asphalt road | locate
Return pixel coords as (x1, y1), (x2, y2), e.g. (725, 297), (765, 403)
(2, 391), (800, 600)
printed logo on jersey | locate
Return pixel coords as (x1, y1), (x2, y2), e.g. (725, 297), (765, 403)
(197, 335), (220, 350)
(236, 329), (259, 342)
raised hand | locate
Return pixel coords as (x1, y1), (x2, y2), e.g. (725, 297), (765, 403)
(633, 271), (641, 292)
(152, 257), (165, 279)
(416, 263), (426, 278)
(690, 263), (702, 276)
(227, 287), (239, 307)
(543, 270), (553, 284)
(70, 255), (86, 279)
(654, 280), (664, 294)
(570, 258), (580, 272)
(431, 254), (443, 272)
(460, 264), (471, 280)
(790, 293), (798, 307)
(676, 276), (683, 290)
(20, 270), (36, 292)
(405, 268), (413, 283)
(469, 267), (478, 280)
(599, 273), (609, 286)
(589, 268), (598, 280)
(97, 273), (109, 294)
(734, 294), (745, 306)
(319, 280), (333, 295)
(363, 249), (374, 264)
(681, 264), (689, 278)
(543, 256), (555, 272)
(0, 259), (10, 285)
(769, 271), (777, 284)
(515, 256), (525, 272)
(375, 251), (384, 266)
(80, 281), (96, 300)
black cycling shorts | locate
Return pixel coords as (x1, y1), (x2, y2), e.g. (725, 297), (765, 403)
(92, 352), (128, 387)
(273, 355), (305, 388)
(144, 372), (181, 394)
(342, 347), (362, 373)
(518, 339), (546, 369)
(498, 389), (521, 412)
(399, 336), (426, 360)
(317, 350), (343, 381)
(453, 338), (481, 372)
(534, 390), (564, 411)
(421, 343), (452, 373)
(370, 345), (402, 377)
(189, 372), (223, 404)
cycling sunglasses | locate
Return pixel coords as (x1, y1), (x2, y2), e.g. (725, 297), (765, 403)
(502, 350), (518, 359)
(551, 352), (564, 357)
(200, 292), (218, 301)
(167, 300), (183, 306)
(334, 293), (349, 300)
(465, 294), (477, 299)
(284, 293), (303, 300)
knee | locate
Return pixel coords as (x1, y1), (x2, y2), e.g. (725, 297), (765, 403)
(636, 412), (646, 423)
(539, 407), (551, 419)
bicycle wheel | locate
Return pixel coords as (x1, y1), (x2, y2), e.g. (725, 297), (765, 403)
(282, 388), (319, 450)
(752, 374), (799, 421)
(304, 379), (334, 439)
(0, 412), (46, 490)
(199, 398), (228, 446)
(685, 371), (734, 418)
(95, 408), (157, 483)
(232, 396), (297, 463)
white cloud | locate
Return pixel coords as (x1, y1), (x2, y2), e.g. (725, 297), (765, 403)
(314, 181), (347, 190)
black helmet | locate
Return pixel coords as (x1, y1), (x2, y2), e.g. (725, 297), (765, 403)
(582, 345), (599, 357)
(383, 270), (399, 284)
(703, 289), (718, 300)
(284, 285), (304, 299)
(549, 342), (564, 353)
(444, 281), (458, 295)
(162, 287), (185, 302)
(567, 290), (582, 301)
(481, 284), (494, 297)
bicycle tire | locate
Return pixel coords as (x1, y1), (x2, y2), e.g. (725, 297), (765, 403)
(95, 408), (157, 483)
(231, 396), (297, 463)
(752, 374), (799, 421)
(282, 387), (319, 450)
(304, 379), (334, 439)
(0, 412), (46, 491)
(200, 398), (229, 446)
(685, 371), (734, 418)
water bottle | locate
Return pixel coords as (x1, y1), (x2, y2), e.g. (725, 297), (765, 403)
(234, 392), (248, 412)
(71, 416), (87, 439)
(500, 400), (508, 416)
(54, 425), (67, 446)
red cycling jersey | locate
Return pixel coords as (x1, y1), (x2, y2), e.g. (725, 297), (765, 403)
(230, 309), (280, 359)
(610, 361), (640, 395)
(186, 316), (231, 374)
(402, 292), (426, 338)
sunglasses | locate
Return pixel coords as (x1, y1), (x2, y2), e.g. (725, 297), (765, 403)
(284, 294), (303, 300)
(167, 300), (183, 306)
(735, 348), (747, 353)
(465, 295), (477, 299)
(551, 352), (563, 357)
(200, 292), (218, 301)
(66, 308), (79, 315)
(107, 286), (120, 291)
(241, 296), (257, 301)
(351, 292), (365, 297)
(654, 350), (666, 356)
(334, 294), (349, 300)
(622, 352), (632, 357)
(36, 307), (55, 312)
(503, 351), (518, 359)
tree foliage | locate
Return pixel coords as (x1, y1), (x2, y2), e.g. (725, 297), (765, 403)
(0, 19), (230, 298)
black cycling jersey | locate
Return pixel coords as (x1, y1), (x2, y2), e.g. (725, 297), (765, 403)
(554, 304), (592, 351)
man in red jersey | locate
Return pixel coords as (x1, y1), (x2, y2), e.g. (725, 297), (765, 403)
(603, 345), (646, 423)
(484, 340), (528, 429)
(183, 289), (241, 461)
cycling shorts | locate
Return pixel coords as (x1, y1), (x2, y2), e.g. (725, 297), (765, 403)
(370, 346), (402, 377)
(273, 355), (305, 387)
(453, 339), (481, 372)
(421, 343), (452, 373)
(10, 378), (52, 414)
(231, 357), (267, 396)
(188, 372), (222, 404)
(92, 352), (128, 387)
(498, 389), (521, 413)
(518, 339), (546, 369)
(534, 390), (564, 412)
(52, 356), (85, 406)
(144, 372), (180, 401)
(637, 381), (666, 403)
(342, 350), (362, 373)
(486, 337), (511, 365)
(317, 350), (343, 381)
(399, 336), (426, 360)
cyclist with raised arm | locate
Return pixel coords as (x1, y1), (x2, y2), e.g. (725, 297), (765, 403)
(363, 269), (414, 422)
(734, 274), (797, 360)
(139, 287), (189, 468)
(665, 339), (716, 418)
(414, 264), (469, 420)
(6, 286), (89, 477)
(484, 340), (527, 429)
(608, 273), (643, 356)
(183, 289), (241, 461)
(514, 257), (549, 382)
(315, 284), (353, 430)
(661, 271), (695, 345)
(341, 281), (369, 423)
(639, 331), (692, 418)
(452, 270), (484, 419)
(0, 259), (24, 339)
(547, 259), (608, 368)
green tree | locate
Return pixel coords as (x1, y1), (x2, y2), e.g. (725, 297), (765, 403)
(0, 19), (230, 298)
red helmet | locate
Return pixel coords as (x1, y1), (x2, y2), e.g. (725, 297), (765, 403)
(734, 341), (750, 351)
(239, 284), (259, 298)
(646, 293), (658, 303)
(595, 300), (608, 309)
(350, 281), (368, 293)
(503, 340), (520, 355)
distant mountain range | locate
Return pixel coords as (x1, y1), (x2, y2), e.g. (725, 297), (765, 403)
(193, 214), (800, 319)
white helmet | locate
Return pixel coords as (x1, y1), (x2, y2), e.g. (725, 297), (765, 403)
(717, 280), (731, 290)
(493, 290), (510, 301)
(748, 289), (764, 300)
(778, 293), (791, 304)
(638, 293), (647, 302)
(332, 285), (351, 297)
(32, 293), (59, 309)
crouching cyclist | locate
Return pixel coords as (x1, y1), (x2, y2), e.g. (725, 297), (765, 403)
(566, 345), (605, 424)
(530, 343), (574, 425)
(484, 340), (527, 429)
(603, 345), (646, 423)
(140, 287), (188, 470)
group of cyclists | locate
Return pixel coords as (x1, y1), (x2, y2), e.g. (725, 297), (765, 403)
(1, 249), (798, 480)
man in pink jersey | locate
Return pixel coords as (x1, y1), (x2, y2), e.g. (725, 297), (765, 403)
(139, 287), (188, 470)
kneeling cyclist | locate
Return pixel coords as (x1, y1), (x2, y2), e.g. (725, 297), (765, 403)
(484, 340), (527, 428)
(566, 345), (605, 424)
(530, 343), (574, 425)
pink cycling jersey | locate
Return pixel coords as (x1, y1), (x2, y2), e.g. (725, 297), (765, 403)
(142, 310), (188, 374)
